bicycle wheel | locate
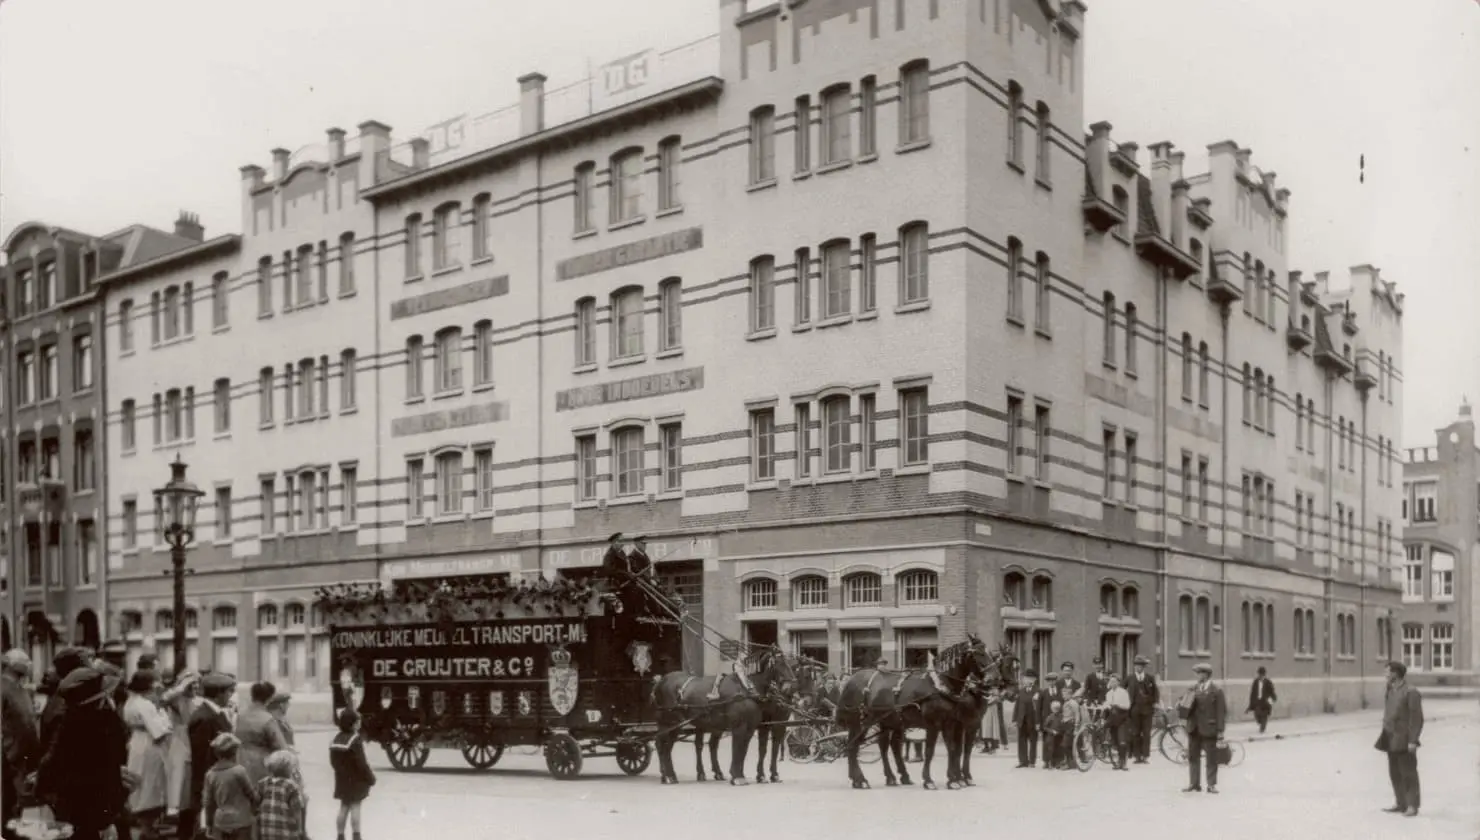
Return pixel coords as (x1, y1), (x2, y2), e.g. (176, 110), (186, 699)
(860, 727), (884, 764)
(1157, 724), (1190, 765)
(1093, 728), (1115, 763)
(1223, 740), (1246, 768)
(786, 725), (819, 763)
(1073, 729), (1097, 772)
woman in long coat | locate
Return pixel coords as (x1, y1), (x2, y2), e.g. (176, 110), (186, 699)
(160, 670), (199, 816)
(235, 681), (287, 785)
(122, 670), (174, 837)
(36, 667), (129, 840)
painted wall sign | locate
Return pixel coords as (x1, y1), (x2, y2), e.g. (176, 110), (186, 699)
(554, 367), (704, 412)
(380, 553), (526, 581)
(555, 227), (703, 281)
(391, 401), (509, 437)
(390, 275), (509, 321)
(542, 538), (715, 571)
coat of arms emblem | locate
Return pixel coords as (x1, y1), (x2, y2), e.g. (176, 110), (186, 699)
(432, 689), (447, 716)
(626, 641), (653, 676)
(379, 686), (393, 709)
(489, 690), (504, 716)
(517, 691), (533, 716)
(547, 646), (579, 716)
(407, 686), (421, 710)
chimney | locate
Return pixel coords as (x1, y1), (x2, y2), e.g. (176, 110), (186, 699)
(357, 120), (393, 187)
(1314, 270), (1331, 295)
(718, 0), (747, 81)
(1262, 171), (1277, 194)
(518, 72), (547, 137)
(271, 148), (291, 180)
(1235, 147), (1252, 174)
(1147, 141), (1175, 239)
(410, 137), (431, 169)
(1287, 271), (1303, 321)
(173, 211), (204, 243)
(327, 128), (346, 160)
(239, 164), (266, 233)
(1086, 121), (1113, 198)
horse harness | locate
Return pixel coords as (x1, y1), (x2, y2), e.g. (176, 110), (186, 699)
(862, 667), (978, 714)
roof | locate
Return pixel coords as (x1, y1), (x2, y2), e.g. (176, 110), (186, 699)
(2, 220), (101, 255)
(101, 224), (198, 271)
(97, 233), (241, 286)
(1135, 174), (1160, 238)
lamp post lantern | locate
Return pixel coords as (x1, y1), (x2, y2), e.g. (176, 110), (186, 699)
(154, 454), (204, 677)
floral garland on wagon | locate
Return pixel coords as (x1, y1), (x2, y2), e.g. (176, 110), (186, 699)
(313, 573), (686, 625)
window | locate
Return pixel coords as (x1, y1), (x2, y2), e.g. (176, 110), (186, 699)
(859, 76), (877, 156)
(1412, 483), (1437, 522)
(39, 345), (57, 400)
(404, 214), (423, 278)
(575, 435), (598, 501)
(1180, 452), (1192, 515)
(338, 232), (356, 295)
(794, 248), (811, 324)
(859, 235), (877, 313)
(121, 400), (137, 451)
(122, 500), (138, 548)
(1198, 342), (1210, 405)
(899, 223), (929, 303)
(434, 328), (463, 393)
(751, 409), (776, 481)
(260, 478), (276, 535)
(1179, 595), (1194, 652)
(295, 248), (312, 307)
(163, 388), (183, 442)
(1034, 102), (1052, 183)
(334, 349), (356, 410)
(1006, 237), (1023, 321)
(1007, 396), (1025, 475)
(297, 359), (315, 417)
(405, 336), (425, 399)
(749, 107), (776, 184)
(794, 403), (811, 478)
(1180, 333), (1193, 398)
(793, 95), (811, 172)
(1431, 549), (1455, 601)
(899, 61), (930, 144)
(213, 486), (232, 539)
(1198, 458), (1210, 521)
(613, 427), (645, 496)
(72, 429), (95, 491)
(1401, 623), (1424, 670)
(255, 257), (272, 316)
(821, 85), (851, 164)
(574, 163), (596, 232)
(1035, 404), (1052, 480)
(76, 520), (97, 585)
(336, 466), (357, 525)
(611, 287), (645, 359)
(1241, 364), (1252, 423)
(1266, 376), (1276, 432)
(793, 576), (828, 609)
(16, 270), (33, 315)
(210, 272), (229, 329)
(213, 379), (231, 434)
(1431, 623), (1454, 671)
(1101, 584), (1120, 616)
(822, 396), (851, 474)
(1101, 292), (1116, 364)
(658, 279), (683, 351)
(1034, 252), (1051, 330)
(657, 137), (682, 210)
(72, 333), (93, 392)
(821, 240), (851, 318)
(900, 388), (929, 466)
(119, 300), (135, 351)
(859, 394), (877, 471)
(749, 257), (775, 332)
(609, 149), (644, 223)
(1403, 544), (1423, 600)
(745, 579), (778, 611)
(898, 570), (938, 604)
(845, 573), (882, 606)
(1124, 304), (1138, 374)
(1101, 428), (1116, 496)
(296, 470), (318, 530)
(1006, 81), (1023, 165)
(461, 196), (488, 262)
(436, 451), (463, 515)
(406, 460), (425, 520)
(13, 350), (32, 404)
(256, 367), (274, 425)
(433, 202), (462, 271)
(1122, 432), (1137, 502)
(659, 422), (683, 491)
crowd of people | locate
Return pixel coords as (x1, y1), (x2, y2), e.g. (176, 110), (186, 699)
(0, 641), (375, 840)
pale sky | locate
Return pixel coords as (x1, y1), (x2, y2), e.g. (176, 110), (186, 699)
(2, 0), (1476, 445)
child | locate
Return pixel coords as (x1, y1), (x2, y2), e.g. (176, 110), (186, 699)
(1041, 699), (1064, 769)
(258, 750), (308, 840)
(330, 709), (377, 840)
(201, 733), (260, 840)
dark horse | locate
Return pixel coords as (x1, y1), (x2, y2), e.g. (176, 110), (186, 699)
(750, 655), (824, 783)
(653, 646), (798, 785)
(837, 636), (1015, 790)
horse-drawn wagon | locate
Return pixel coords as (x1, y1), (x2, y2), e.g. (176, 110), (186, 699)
(317, 537), (687, 780)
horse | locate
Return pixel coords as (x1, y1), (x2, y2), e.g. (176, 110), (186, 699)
(652, 645), (798, 786)
(750, 654), (824, 783)
(955, 649), (1018, 785)
(837, 635), (1013, 790)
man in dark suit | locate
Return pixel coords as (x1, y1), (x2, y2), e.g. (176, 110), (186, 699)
(1126, 655), (1159, 763)
(182, 672), (236, 840)
(1079, 656), (1109, 704)
(1379, 660), (1424, 817)
(1182, 662), (1226, 794)
(1247, 666), (1277, 734)
(1037, 673), (1060, 768)
(1012, 669), (1043, 768)
(1057, 661), (1081, 695)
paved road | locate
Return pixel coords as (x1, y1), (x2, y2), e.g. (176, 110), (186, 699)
(294, 706), (1480, 839)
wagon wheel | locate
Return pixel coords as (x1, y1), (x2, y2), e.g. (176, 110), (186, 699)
(545, 733), (584, 780)
(785, 724), (819, 763)
(460, 732), (505, 770)
(615, 740), (652, 776)
(384, 723), (431, 771)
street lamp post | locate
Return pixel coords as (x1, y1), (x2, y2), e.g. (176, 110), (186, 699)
(154, 454), (204, 677)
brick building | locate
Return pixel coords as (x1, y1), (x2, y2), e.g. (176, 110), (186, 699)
(1399, 402), (1480, 688)
(87, 0), (1404, 718)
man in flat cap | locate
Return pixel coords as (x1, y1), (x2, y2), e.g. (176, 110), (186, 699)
(1079, 656), (1110, 704)
(1126, 655), (1159, 763)
(181, 672), (236, 840)
(1, 650), (38, 840)
(1012, 668), (1044, 768)
(1182, 662), (1226, 794)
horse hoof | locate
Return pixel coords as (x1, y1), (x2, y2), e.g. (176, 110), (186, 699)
(923, 781), (937, 791)
(947, 781), (963, 791)
(852, 780), (871, 790)
(755, 776), (766, 784)
(696, 774), (706, 782)
(964, 778), (976, 787)
(730, 777), (750, 787)
(714, 773), (726, 782)
(885, 778), (898, 787)
(901, 777), (914, 786)
(769, 775), (781, 784)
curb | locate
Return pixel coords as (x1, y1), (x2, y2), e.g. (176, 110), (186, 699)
(1236, 712), (1468, 744)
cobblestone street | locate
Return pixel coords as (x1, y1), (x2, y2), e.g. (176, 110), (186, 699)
(290, 701), (1479, 840)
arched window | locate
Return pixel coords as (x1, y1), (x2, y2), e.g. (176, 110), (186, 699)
(1102, 292), (1116, 364)
(1194, 596), (1212, 652)
(1266, 376), (1276, 432)
(658, 278), (683, 351)
(898, 222), (929, 304)
(749, 256), (775, 332)
(657, 136), (682, 210)
(155, 609), (174, 633)
(434, 327), (463, 393)
(1241, 363), (1253, 423)
(285, 603), (306, 628)
(1122, 587), (1139, 619)
(820, 239), (851, 319)
(844, 572), (882, 606)
(213, 606), (237, 631)
(1111, 186), (1129, 237)
(1242, 253), (1253, 310)
(897, 570), (938, 604)
(470, 194), (491, 260)
(898, 60), (930, 144)
(609, 147), (644, 223)
(744, 578), (778, 611)
(792, 575), (828, 609)
(1241, 601), (1252, 652)
(610, 286), (645, 359)
(820, 394), (851, 474)
(404, 213), (423, 279)
(1124, 306), (1138, 373)
(433, 201), (463, 271)
(574, 297), (597, 366)
(1197, 341), (1209, 405)
(573, 162), (596, 232)
(1100, 583), (1119, 616)
(1178, 594), (1194, 652)
(405, 335), (424, 399)
(257, 604), (278, 630)
(1030, 574), (1053, 610)
(1180, 333), (1193, 398)
(1002, 571), (1026, 607)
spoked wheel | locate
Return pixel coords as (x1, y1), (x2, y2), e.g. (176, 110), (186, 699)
(545, 733), (584, 780)
(1157, 724), (1190, 765)
(1222, 740), (1246, 768)
(859, 728), (883, 764)
(460, 735), (505, 770)
(1094, 728), (1116, 763)
(786, 725), (819, 763)
(1073, 729), (1097, 772)
(384, 723), (431, 771)
(615, 740), (652, 776)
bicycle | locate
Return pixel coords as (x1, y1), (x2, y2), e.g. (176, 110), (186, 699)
(1071, 703), (1121, 772)
(786, 719), (882, 764)
(1152, 704), (1191, 764)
